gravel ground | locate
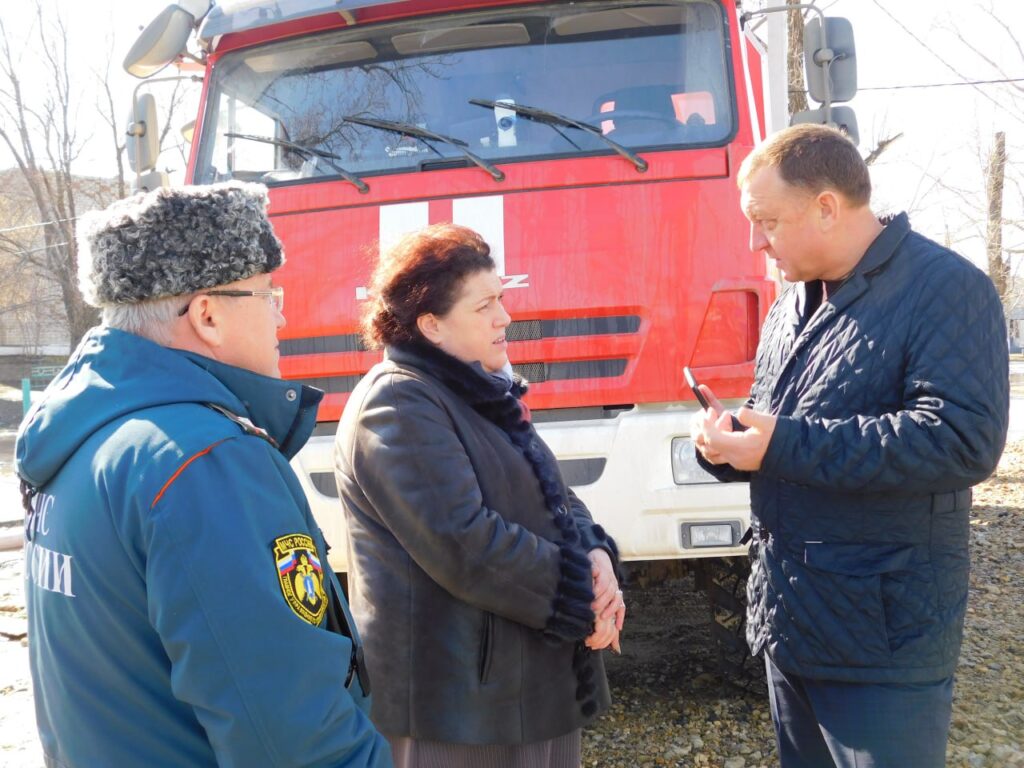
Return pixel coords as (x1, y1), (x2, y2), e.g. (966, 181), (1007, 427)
(1, 441), (1023, 767)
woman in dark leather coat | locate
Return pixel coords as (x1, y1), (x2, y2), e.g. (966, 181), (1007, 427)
(334, 223), (625, 767)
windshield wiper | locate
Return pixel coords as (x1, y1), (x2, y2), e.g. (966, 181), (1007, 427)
(342, 116), (505, 182)
(224, 132), (369, 193)
(469, 98), (648, 173)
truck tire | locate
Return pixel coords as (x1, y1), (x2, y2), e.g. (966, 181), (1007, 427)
(704, 556), (766, 694)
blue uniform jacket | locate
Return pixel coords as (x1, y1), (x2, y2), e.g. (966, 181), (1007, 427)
(16, 327), (392, 768)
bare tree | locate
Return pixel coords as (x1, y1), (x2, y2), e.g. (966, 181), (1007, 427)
(0, 3), (195, 350)
(0, 3), (104, 349)
(864, 133), (904, 167)
(938, 2), (1024, 319)
(97, 44), (128, 201)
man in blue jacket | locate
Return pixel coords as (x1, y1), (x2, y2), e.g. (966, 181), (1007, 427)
(16, 183), (391, 768)
(692, 125), (1008, 768)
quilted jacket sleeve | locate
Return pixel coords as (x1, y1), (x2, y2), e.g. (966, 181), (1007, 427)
(696, 451), (752, 483)
(695, 393), (756, 482)
(761, 258), (1009, 492)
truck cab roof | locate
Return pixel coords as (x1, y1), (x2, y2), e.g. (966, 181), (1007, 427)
(199, 0), (407, 44)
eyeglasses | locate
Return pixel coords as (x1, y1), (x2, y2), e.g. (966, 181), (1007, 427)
(178, 286), (284, 316)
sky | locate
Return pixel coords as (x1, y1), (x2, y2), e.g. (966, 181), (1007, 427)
(820, 0), (1024, 267)
(1, 0), (1023, 270)
(0, 0), (175, 173)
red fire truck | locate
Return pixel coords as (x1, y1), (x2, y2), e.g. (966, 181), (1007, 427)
(124, 1), (856, 642)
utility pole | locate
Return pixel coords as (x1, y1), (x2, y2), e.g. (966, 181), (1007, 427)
(786, 0), (809, 116)
(986, 131), (1007, 305)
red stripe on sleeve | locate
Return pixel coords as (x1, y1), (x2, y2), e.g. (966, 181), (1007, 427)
(150, 439), (230, 508)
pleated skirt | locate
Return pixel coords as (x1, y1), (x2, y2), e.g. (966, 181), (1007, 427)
(388, 729), (581, 768)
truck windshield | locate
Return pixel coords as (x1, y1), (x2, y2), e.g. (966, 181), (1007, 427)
(195, 0), (733, 185)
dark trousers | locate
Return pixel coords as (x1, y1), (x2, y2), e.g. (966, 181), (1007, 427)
(765, 654), (954, 768)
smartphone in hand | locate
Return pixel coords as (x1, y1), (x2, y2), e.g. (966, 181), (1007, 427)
(683, 366), (749, 432)
(683, 366), (710, 409)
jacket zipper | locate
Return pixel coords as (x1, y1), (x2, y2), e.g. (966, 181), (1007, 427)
(479, 613), (494, 684)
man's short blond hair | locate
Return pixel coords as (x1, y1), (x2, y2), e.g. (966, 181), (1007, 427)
(738, 124), (871, 206)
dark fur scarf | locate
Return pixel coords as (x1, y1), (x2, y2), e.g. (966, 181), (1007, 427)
(388, 339), (618, 716)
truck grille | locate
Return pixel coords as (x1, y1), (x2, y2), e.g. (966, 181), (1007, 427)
(280, 315), (640, 357)
(280, 334), (365, 356)
(505, 315), (640, 341)
(293, 374), (363, 394)
(285, 314), (638, 392)
(513, 359), (627, 383)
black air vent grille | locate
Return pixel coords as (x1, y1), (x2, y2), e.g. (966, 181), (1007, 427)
(557, 458), (607, 486)
(294, 374), (363, 394)
(292, 358), (625, 394)
(311, 472), (339, 497)
(513, 359), (627, 383)
(310, 461), (604, 497)
(506, 315), (640, 342)
(280, 334), (366, 356)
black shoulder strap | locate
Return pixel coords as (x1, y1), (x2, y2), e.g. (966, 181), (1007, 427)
(205, 403), (280, 448)
(325, 576), (371, 695)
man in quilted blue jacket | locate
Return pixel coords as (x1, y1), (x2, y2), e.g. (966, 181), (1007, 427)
(691, 124), (1009, 768)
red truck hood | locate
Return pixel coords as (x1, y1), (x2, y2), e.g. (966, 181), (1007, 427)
(270, 145), (771, 421)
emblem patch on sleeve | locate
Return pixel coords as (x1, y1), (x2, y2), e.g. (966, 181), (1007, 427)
(272, 534), (327, 625)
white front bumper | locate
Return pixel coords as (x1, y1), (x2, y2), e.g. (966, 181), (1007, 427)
(292, 402), (751, 571)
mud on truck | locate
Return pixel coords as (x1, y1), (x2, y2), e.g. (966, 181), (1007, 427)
(124, 0), (858, 686)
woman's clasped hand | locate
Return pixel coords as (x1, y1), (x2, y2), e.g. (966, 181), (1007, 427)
(586, 548), (625, 653)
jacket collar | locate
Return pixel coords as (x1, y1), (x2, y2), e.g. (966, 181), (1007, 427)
(179, 351), (323, 460)
(17, 327), (323, 488)
(793, 212), (911, 320)
(852, 212), (911, 279)
(776, 213), (911, 383)
(386, 339), (527, 406)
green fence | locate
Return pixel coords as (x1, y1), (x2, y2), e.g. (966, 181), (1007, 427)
(21, 365), (62, 415)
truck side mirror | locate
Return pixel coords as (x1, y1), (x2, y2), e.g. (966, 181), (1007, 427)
(126, 93), (161, 173)
(803, 16), (857, 104)
(123, 0), (211, 78)
(791, 105), (860, 146)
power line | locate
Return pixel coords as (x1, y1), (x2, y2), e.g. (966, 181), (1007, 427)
(1, 242), (69, 257)
(789, 77), (1024, 95)
(0, 216), (78, 235)
(859, 77), (1024, 92)
(869, 0), (1024, 126)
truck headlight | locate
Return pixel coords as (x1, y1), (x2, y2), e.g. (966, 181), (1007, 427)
(671, 437), (717, 485)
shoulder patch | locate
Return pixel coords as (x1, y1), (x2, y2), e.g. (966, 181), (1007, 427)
(272, 534), (327, 625)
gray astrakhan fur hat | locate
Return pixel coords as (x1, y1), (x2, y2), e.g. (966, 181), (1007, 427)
(76, 181), (284, 307)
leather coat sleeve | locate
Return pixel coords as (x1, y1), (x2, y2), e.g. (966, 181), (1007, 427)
(343, 373), (571, 631)
(761, 262), (1009, 492)
(569, 488), (618, 558)
(146, 436), (391, 768)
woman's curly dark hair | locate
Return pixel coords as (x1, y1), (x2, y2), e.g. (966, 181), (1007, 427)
(362, 223), (495, 348)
